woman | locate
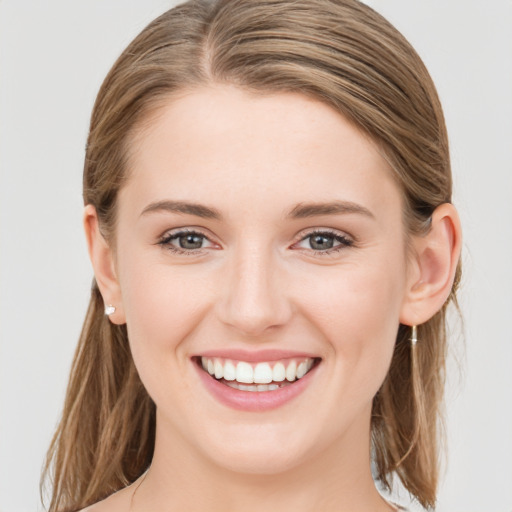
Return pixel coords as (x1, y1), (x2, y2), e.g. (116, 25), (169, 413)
(42, 0), (462, 510)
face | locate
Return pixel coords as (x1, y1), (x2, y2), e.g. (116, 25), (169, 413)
(112, 86), (412, 474)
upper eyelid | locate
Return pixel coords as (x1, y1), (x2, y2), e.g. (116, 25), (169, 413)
(158, 229), (218, 254)
(157, 227), (353, 247)
(293, 227), (353, 243)
(157, 228), (217, 250)
(159, 227), (214, 240)
(289, 229), (355, 255)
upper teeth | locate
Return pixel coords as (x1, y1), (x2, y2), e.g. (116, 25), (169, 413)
(201, 357), (315, 384)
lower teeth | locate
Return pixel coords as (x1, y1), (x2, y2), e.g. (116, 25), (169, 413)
(222, 380), (288, 392)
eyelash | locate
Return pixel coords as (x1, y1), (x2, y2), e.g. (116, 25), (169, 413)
(157, 228), (354, 256)
(158, 229), (215, 256)
(292, 229), (354, 256)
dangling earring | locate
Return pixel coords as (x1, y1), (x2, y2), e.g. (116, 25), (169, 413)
(410, 325), (418, 346)
(105, 304), (116, 316)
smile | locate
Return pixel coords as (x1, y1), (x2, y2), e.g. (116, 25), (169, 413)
(194, 353), (321, 411)
(200, 356), (316, 391)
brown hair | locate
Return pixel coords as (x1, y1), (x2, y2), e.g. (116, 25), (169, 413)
(42, 1), (461, 510)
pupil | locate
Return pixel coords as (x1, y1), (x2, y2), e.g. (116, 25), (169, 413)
(310, 234), (334, 250)
(179, 234), (203, 249)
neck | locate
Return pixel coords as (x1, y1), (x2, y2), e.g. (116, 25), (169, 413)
(133, 410), (393, 512)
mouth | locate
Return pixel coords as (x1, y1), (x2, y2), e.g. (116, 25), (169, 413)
(194, 355), (321, 393)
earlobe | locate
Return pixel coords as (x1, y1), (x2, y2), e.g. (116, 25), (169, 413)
(400, 203), (462, 326)
(83, 205), (126, 325)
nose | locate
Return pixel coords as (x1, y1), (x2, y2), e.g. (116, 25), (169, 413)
(215, 244), (293, 337)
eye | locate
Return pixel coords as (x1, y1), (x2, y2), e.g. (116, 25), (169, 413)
(293, 230), (353, 253)
(158, 229), (216, 253)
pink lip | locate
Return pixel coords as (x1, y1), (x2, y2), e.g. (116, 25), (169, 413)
(193, 358), (320, 412)
(195, 349), (318, 362)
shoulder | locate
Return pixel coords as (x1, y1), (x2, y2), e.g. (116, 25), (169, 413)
(78, 485), (131, 512)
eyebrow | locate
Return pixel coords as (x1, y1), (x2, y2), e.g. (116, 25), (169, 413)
(140, 200), (222, 220)
(140, 199), (374, 221)
(286, 201), (375, 220)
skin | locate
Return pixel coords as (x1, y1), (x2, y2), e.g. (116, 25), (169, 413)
(84, 85), (461, 512)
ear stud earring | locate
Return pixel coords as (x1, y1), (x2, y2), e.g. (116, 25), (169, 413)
(410, 325), (418, 346)
(105, 304), (116, 316)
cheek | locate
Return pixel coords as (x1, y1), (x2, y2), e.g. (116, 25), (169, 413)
(118, 260), (215, 411)
(294, 258), (406, 390)
(117, 252), (212, 364)
(297, 259), (405, 333)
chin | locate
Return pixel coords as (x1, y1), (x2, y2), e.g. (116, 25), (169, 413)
(204, 437), (312, 476)
(189, 415), (338, 477)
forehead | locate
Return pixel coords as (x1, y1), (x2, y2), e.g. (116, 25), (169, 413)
(122, 85), (401, 222)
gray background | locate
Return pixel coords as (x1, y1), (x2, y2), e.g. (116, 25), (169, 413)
(1, 1), (511, 511)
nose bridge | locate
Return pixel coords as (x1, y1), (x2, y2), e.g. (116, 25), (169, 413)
(217, 241), (292, 336)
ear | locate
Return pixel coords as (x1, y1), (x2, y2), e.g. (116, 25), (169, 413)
(400, 203), (462, 326)
(83, 204), (126, 325)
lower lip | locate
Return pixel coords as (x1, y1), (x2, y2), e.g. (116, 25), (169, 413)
(194, 361), (319, 412)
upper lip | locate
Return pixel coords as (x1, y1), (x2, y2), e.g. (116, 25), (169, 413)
(194, 349), (320, 362)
